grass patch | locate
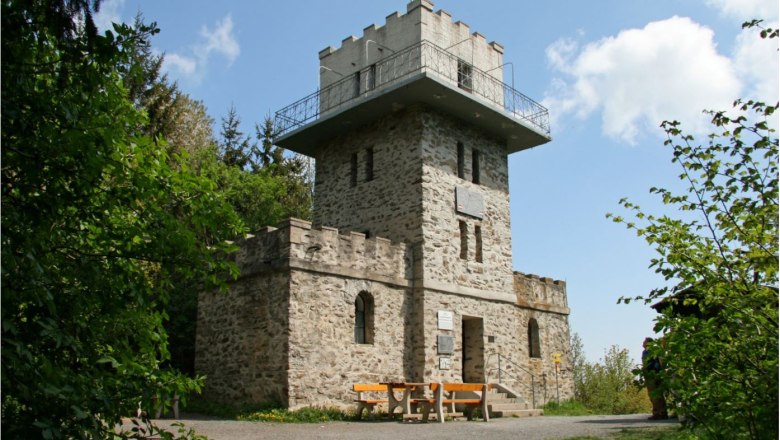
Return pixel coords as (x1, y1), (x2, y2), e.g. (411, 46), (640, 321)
(238, 406), (352, 423)
(542, 400), (594, 416)
(184, 399), (355, 423)
(184, 399), (279, 419)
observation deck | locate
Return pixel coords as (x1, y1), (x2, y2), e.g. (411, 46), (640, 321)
(273, 40), (551, 156)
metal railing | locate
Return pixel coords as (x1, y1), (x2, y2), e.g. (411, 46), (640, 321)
(274, 40), (550, 139)
(486, 352), (538, 409)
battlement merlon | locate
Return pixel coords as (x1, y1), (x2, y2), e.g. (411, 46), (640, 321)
(318, 0), (504, 89)
(513, 271), (569, 315)
(231, 218), (412, 286)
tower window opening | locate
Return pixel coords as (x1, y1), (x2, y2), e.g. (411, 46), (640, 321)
(457, 60), (473, 92)
(528, 318), (541, 358)
(353, 71), (361, 97)
(368, 64), (377, 90)
(350, 153), (358, 187)
(354, 291), (374, 344)
(472, 149), (481, 184)
(459, 220), (468, 260)
(365, 148), (374, 181)
(457, 142), (465, 179)
(475, 225), (483, 263)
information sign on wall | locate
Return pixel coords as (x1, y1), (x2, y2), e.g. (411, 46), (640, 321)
(437, 310), (454, 330)
(437, 335), (454, 354)
(455, 186), (484, 219)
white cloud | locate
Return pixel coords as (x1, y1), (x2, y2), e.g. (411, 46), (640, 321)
(164, 53), (198, 77)
(704, 0), (778, 22)
(733, 20), (780, 101)
(198, 15), (240, 66)
(92, 0), (125, 32)
(93, 0), (125, 32)
(163, 14), (240, 83)
(543, 16), (742, 143)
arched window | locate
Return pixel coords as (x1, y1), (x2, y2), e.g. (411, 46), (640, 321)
(354, 291), (374, 344)
(528, 318), (541, 358)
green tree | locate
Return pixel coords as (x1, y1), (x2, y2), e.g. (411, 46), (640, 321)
(1, 1), (243, 438)
(254, 116), (285, 171)
(608, 23), (778, 438)
(121, 12), (180, 144)
(219, 104), (253, 169)
(569, 332), (587, 401)
(567, 341), (650, 415)
(166, 94), (217, 159)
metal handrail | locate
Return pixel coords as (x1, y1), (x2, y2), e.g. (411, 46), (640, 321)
(486, 352), (537, 409)
(273, 39), (550, 140)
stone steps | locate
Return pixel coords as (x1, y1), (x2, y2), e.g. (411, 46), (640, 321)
(486, 386), (544, 418)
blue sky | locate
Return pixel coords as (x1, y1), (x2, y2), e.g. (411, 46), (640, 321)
(96, 0), (778, 364)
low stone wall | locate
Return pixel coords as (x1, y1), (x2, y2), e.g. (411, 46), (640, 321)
(514, 271), (569, 313)
(195, 271), (291, 405)
(286, 272), (410, 409)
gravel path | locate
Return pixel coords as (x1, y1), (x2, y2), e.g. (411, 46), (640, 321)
(145, 414), (678, 440)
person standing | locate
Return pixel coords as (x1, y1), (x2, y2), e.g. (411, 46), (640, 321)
(642, 337), (668, 420)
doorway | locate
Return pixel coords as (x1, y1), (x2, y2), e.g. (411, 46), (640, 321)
(461, 316), (485, 383)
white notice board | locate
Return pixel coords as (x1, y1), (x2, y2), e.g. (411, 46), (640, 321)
(437, 310), (454, 330)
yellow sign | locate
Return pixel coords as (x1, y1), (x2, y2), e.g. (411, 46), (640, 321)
(552, 353), (561, 364)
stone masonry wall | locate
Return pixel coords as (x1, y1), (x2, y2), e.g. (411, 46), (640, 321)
(415, 271), (573, 408)
(196, 271), (290, 405)
(195, 219), (411, 407)
(514, 271), (569, 313)
(419, 108), (514, 297)
(286, 272), (409, 409)
(313, 107), (424, 248)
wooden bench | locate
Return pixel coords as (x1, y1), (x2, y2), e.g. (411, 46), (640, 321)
(415, 383), (492, 423)
(352, 383), (411, 419)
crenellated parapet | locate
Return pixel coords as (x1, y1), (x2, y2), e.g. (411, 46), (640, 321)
(318, 0), (504, 90)
(513, 271), (569, 315)
(232, 218), (411, 286)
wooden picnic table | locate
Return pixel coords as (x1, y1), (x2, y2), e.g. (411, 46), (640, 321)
(355, 382), (491, 422)
(380, 382), (428, 417)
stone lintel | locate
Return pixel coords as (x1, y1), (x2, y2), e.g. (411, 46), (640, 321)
(515, 299), (570, 316)
(419, 278), (517, 304)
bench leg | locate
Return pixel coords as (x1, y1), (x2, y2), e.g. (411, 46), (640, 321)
(481, 384), (490, 422)
(419, 402), (432, 423)
(434, 383), (445, 423)
(356, 403), (365, 420)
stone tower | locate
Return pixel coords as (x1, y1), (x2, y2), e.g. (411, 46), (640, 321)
(275, 0), (553, 382)
(196, 0), (573, 410)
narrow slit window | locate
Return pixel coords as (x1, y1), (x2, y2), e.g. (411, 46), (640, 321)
(528, 318), (541, 358)
(368, 64), (377, 90)
(355, 295), (365, 343)
(457, 142), (465, 179)
(459, 220), (468, 260)
(354, 291), (374, 344)
(475, 225), (483, 263)
(365, 148), (374, 182)
(353, 71), (361, 97)
(472, 149), (481, 184)
(350, 153), (358, 187)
